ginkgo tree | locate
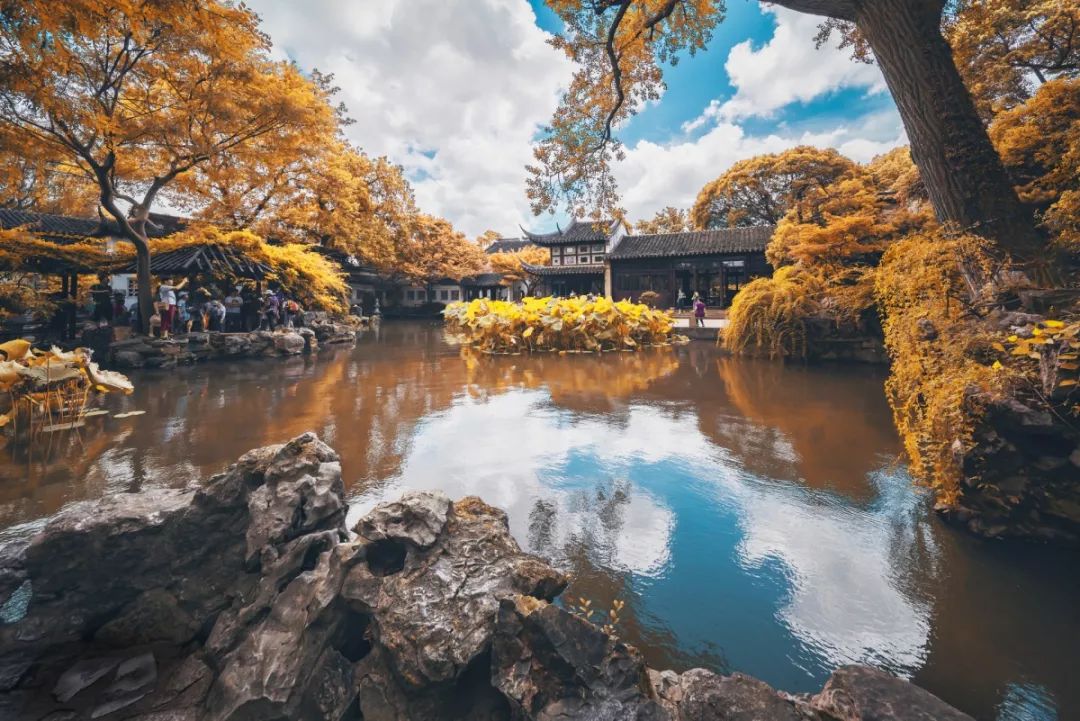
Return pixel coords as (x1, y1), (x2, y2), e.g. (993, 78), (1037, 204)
(691, 147), (856, 229)
(634, 206), (691, 234)
(488, 245), (551, 295)
(0, 0), (335, 331)
(530, 0), (1053, 268)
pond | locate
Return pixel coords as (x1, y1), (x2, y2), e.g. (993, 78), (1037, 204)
(1, 321), (1077, 720)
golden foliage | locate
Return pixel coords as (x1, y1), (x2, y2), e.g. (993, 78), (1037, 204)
(444, 296), (679, 354)
(488, 246), (550, 292)
(947, 0), (1080, 120)
(989, 78), (1080, 250)
(148, 228), (349, 313)
(0, 228), (116, 273)
(722, 266), (824, 359)
(527, 1), (721, 219)
(634, 206), (691, 234)
(691, 146), (857, 230)
(875, 231), (1011, 502)
(394, 215), (486, 284)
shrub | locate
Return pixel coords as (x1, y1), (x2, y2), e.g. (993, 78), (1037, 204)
(443, 296), (679, 353)
(638, 290), (660, 308)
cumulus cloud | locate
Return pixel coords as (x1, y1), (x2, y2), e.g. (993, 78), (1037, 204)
(615, 4), (904, 221)
(615, 110), (906, 219)
(691, 6), (887, 126)
(248, 0), (572, 237)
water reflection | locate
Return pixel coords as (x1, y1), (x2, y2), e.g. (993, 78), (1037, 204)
(0, 321), (1077, 721)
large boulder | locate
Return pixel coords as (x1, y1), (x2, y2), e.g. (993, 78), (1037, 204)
(344, 494), (567, 720)
(810, 666), (974, 721)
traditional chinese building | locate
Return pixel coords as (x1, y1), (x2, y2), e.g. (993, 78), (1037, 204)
(522, 219), (772, 307)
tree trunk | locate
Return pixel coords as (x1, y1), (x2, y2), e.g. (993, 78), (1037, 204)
(133, 237), (153, 335)
(853, 0), (1046, 263)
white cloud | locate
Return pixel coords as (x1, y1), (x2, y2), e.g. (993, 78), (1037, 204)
(709, 6), (886, 123)
(248, 0), (572, 237)
(614, 110), (906, 220)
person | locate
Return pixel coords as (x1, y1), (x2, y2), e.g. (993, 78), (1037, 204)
(693, 295), (706, 328)
(149, 304), (162, 338)
(283, 297), (300, 328)
(241, 288), (260, 331)
(261, 291), (280, 330)
(223, 288), (243, 333)
(676, 287), (686, 310)
(207, 297), (226, 331)
(177, 291), (191, 334)
(157, 277), (188, 338)
(89, 274), (113, 323)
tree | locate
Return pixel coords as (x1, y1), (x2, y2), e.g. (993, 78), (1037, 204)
(529, 0), (1048, 266)
(634, 206), (691, 234)
(989, 78), (1080, 249)
(0, 0), (335, 331)
(691, 147), (856, 229)
(947, 0), (1080, 120)
(475, 230), (502, 250)
(395, 214), (486, 295)
(0, 126), (97, 215)
(488, 245), (550, 294)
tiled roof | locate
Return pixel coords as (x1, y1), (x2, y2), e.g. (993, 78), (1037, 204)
(521, 219), (616, 246)
(0, 208), (184, 242)
(122, 243), (271, 279)
(521, 262), (604, 277)
(609, 226), (773, 260)
(485, 238), (534, 254)
(462, 273), (506, 286)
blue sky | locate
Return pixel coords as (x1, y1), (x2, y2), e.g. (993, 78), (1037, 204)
(251, 0), (904, 236)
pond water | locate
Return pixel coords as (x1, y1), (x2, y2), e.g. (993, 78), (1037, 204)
(2, 321), (1077, 720)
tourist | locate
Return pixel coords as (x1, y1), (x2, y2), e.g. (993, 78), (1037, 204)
(207, 296), (226, 332)
(157, 277), (188, 338)
(89, 273), (113, 323)
(261, 291), (280, 330)
(149, 304), (162, 338)
(241, 288), (260, 331)
(177, 291), (191, 334)
(693, 295), (706, 328)
(224, 288), (243, 333)
(677, 288), (686, 310)
(283, 297), (301, 328)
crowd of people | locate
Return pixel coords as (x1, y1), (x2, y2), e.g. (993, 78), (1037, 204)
(87, 275), (306, 339)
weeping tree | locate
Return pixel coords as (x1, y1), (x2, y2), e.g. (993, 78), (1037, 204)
(528, 0), (1049, 268)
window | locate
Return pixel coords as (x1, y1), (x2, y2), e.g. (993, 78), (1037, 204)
(579, 245), (590, 254)
(450, 290), (460, 300)
(552, 257), (561, 265)
(440, 290), (449, 301)
(565, 255), (576, 265)
(592, 256), (604, 264)
(592, 244), (604, 253)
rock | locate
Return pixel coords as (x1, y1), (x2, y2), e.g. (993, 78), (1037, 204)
(272, 331), (306, 355)
(345, 495), (567, 720)
(492, 595), (668, 721)
(0, 436), (978, 721)
(354, 490), (453, 549)
(657, 669), (806, 721)
(811, 666), (974, 721)
(53, 658), (120, 703)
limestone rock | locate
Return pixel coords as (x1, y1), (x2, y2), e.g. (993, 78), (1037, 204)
(271, 331), (306, 355)
(345, 495), (567, 720)
(811, 666), (974, 721)
(492, 595), (668, 721)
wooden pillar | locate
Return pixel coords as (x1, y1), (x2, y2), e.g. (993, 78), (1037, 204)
(68, 272), (79, 339)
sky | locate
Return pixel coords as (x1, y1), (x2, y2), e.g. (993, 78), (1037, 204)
(247, 0), (906, 237)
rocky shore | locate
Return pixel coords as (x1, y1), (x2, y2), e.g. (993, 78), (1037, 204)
(107, 316), (364, 370)
(0, 434), (974, 721)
